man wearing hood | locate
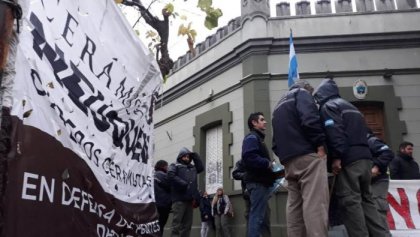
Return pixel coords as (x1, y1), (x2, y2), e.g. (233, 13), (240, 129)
(389, 141), (420, 180)
(272, 80), (329, 237)
(168, 147), (204, 237)
(313, 78), (388, 237)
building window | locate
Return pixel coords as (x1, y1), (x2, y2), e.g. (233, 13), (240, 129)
(193, 103), (234, 193)
(205, 126), (223, 194)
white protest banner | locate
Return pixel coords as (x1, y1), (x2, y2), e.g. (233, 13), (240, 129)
(3, 0), (162, 236)
(388, 180), (420, 237)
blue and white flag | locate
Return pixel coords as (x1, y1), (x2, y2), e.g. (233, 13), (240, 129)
(288, 31), (299, 87)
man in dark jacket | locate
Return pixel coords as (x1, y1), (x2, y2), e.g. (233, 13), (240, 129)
(154, 160), (172, 236)
(272, 80), (328, 237)
(314, 78), (388, 237)
(168, 147), (204, 237)
(390, 141), (420, 180)
(241, 112), (276, 237)
(367, 131), (394, 235)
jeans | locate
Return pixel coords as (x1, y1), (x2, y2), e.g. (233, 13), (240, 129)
(246, 182), (271, 237)
(201, 221), (210, 237)
(244, 197), (271, 237)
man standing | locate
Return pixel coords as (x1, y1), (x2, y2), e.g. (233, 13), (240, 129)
(314, 78), (388, 237)
(241, 112), (276, 237)
(389, 141), (420, 180)
(367, 131), (394, 235)
(168, 147), (204, 237)
(272, 80), (329, 237)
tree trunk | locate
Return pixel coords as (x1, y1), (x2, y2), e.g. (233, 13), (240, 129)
(0, 1), (14, 233)
(122, 0), (174, 76)
(0, 2), (14, 75)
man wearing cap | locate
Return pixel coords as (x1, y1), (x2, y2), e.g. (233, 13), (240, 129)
(168, 147), (204, 237)
(272, 80), (329, 237)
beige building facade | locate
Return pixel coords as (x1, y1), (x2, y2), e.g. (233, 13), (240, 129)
(154, 0), (420, 235)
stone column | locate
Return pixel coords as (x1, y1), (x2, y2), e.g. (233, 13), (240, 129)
(276, 2), (291, 16)
(356, 0), (374, 12)
(335, 0), (353, 13)
(241, 0), (270, 19)
(375, 0), (395, 11)
(396, 0), (417, 10)
(316, 0), (332, 14)
(296, 1), (311, 15)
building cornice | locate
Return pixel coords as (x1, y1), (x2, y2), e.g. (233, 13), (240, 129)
(156, 31), (420, 109)
(155, 68), (420, 128)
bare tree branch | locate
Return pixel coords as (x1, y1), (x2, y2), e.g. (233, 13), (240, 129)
(132, 0), (158, 28)
(122, 0), (173, 76)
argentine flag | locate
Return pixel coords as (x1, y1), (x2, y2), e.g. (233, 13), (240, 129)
(288, 31), (299, 87)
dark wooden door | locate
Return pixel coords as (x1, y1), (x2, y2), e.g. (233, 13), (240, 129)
(354, 102), (386, 142)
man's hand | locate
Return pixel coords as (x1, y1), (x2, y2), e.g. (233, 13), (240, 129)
(371, 165), (381, 177)
(192, 199), (199, 208)
(268, 161), (273, 169)
(332, 159), (342, 175)
(317, 146), (326, 159)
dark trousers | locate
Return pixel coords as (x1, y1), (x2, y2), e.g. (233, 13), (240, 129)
(214, 214), (231, 237)
(336, 159), (389, 237)
(157, 206), (171, 236)
(371, 180), (391, 235)
(171, 201), (193, 237)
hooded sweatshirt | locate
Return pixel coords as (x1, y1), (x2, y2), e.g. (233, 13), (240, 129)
(167, 147), (204, 202)
(314, 79), (372, 166)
